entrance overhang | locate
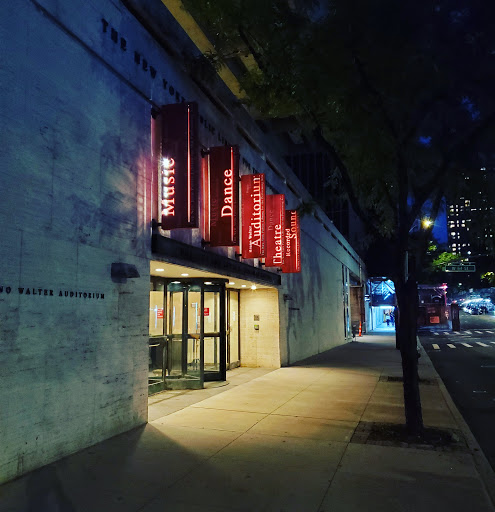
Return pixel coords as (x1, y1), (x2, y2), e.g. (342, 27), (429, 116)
(151, 234), (281, 288)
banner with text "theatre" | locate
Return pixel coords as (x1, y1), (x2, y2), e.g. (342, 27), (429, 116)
(241, 173), (266, 259)
(282, 209), (301, 273)
(209, 145), (240, 247)
(264, 194), (285, 268)
(160, 102), (199, 229)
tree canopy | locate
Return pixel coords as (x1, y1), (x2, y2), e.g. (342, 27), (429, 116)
(184, 0), (495, 259)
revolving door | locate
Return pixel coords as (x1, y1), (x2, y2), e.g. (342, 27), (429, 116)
(160, 280), (226, 389)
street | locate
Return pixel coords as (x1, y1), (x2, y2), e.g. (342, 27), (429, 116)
(419, 311), (495, 471)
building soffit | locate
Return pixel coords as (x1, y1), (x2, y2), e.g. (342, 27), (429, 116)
(159, 0), (249, 101)
(152, 234), (281, 287)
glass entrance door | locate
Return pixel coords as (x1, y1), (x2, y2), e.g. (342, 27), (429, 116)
(164, 280), (226, 387)
(203, 285), (226, 381)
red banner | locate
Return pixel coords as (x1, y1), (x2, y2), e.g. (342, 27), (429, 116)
(241, 174), (266, 258)
(209, 145), (240, 246)
(160, 102), (199, 229)
(265, 194), (285, 268)
(282, 209), (301, 273)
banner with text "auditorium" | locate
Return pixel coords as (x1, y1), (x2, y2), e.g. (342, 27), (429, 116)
(241, 173), (266, 259)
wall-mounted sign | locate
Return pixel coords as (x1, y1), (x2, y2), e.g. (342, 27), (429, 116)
(204, 307), (210, 316)
(265, 195), (285, 268)
(160, 102), (199, 229)
(282, 210), (301, 273)
(0, 285), (105, 300)
(209, 145), (240, 247)
(241, 174), (265, 258)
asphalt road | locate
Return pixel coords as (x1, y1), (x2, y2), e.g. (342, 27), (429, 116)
(419, 311), (495, 471)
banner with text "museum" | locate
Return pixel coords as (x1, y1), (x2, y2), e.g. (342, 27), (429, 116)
(265, 194), (285, 268)
(160, 102), (199, 229)
(282, 209), (301, 273)
(241, 173), (266, 258)
(209, 145), (240, 247)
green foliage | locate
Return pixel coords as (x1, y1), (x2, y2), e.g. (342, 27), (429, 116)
(419, 249), (460, 283)
(431, 251), (461, 268)
(482, 271), (495, 286)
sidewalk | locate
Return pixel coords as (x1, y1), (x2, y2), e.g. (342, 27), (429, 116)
(1, 333), (494, 511)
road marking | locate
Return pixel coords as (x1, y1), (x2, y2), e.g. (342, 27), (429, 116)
(476, 342), (490, 347)
(487, 330), (494, 334)
(447, 344), (456, 349)
(460, 343), (473, 348)
(443, 331), (450, 335)
(464, 330), (472, 334)
(474, 330), (484, 334)
(481, 365), (495, 368)
(432, 344), (440, 350)
(432, 332), (439, 336)
(473, 390), (487, 393)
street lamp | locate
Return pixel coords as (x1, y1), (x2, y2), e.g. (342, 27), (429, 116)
(421, 217), (432, 229)
(409, 217), (433, 233)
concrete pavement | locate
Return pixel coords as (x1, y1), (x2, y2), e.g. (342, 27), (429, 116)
(1, 332), (494, 511)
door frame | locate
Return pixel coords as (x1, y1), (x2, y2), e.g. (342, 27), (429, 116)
(164, 278), (227, 383)
(227, 289), (241, 369)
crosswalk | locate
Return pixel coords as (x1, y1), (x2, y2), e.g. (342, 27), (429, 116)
(431, 330), (494, 336)
(428, 341), (495, 350)
(422, 328), (495, 351)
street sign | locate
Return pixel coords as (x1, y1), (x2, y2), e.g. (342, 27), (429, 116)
(443, 263), (476, 272)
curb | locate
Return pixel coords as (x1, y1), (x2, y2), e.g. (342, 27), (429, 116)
(418, 339), (495, 509)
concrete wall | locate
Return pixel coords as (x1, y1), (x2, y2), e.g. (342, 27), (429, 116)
(278, 216), (361, 365)
(0, 0), (152, 483)
(240, 288), (281, 368)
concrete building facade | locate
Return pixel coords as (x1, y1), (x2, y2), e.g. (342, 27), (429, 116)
(0, 0), (366, 484)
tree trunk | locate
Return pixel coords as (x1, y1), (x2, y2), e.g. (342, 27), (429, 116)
(395, 277), (424, 437)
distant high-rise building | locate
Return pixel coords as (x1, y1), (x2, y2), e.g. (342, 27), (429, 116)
(447, 169), (495, 257)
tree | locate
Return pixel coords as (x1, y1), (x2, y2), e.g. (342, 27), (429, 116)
(183, 0), (495, 436)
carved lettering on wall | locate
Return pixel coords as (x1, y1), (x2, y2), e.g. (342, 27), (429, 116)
(0, 286), (105, 300)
